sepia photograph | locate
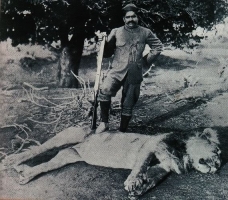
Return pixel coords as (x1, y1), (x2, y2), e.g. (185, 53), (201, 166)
(0, 0), (228, 199)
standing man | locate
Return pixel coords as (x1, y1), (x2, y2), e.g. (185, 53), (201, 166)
(96, 3), (163, 133)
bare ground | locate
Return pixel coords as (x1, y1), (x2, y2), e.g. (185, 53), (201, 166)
(1, 49), (228, 200)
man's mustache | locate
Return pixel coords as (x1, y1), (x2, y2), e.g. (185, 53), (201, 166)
(127, 21), (136, 24)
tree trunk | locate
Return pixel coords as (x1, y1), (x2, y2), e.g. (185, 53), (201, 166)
(57, 24), (86, 88)
(68, 24), (86, 88)
(58, 0), (89, 88)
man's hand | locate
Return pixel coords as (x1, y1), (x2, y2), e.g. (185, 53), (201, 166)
(95, 31), (107, 41)
(146, 52), (161, 66)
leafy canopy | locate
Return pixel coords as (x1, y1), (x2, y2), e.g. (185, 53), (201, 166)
(1, 0), (227, 48)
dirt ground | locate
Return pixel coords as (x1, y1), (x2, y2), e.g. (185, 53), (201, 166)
(1, 42), (228, 200)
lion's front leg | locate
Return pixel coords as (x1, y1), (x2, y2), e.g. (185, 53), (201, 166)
(124, 150), (156, 196)
(126, 164), (170, 199)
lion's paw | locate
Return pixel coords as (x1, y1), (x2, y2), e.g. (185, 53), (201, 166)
(2, 155), (17, 168)
(124, 177), (143, 192)
(124, 173), (147, 193)
(18, 173), (33, 185)
(16, 165), (34, 185)
(14, 164), (27, 173)
(128, 194), (140, 200)
(3, 153), (26, 168)
(0, 161), (6, 172)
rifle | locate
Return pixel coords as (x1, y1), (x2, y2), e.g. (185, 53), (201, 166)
(91, 33), (106, 130)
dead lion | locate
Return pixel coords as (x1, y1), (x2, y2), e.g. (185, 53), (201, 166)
(3, 127), (221, 199)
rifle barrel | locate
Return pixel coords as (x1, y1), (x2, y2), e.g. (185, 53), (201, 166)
(91, 33), (106, 130)
(94, 34), (106, 93)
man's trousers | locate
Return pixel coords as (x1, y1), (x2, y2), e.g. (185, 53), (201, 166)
(98, 75), (141, 116)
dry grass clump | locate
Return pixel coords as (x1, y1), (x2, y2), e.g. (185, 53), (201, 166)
(0, 76), (94, 159)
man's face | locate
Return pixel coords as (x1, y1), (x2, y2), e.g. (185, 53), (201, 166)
(123, 11), (139, 29)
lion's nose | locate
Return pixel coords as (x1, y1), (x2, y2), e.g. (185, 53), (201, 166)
(215, 161), (220, 168)
(211, 168), (217, 173)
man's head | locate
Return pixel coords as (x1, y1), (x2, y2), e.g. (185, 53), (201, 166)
(122, 4), (139, 29)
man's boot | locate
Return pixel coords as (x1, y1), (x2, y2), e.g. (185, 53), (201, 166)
(95, 101), (111, 134)
(119, 115), (131, 132)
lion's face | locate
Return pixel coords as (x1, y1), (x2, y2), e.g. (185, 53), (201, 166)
(186, 129), (221, 174)
(192, 141), (221, 173)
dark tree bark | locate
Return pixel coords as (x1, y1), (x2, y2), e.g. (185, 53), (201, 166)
(57, 1), (87, 88)
(68, 21), (86, 88)
(57, 24), (86, 88)
(59, 23), (69, 48)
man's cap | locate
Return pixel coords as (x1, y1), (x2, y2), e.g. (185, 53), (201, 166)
(122, 3), (138, 12)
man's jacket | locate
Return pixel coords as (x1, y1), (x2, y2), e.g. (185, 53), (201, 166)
(104, 25), (163, 84)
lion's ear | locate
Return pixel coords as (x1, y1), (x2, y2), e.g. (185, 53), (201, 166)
(199, 128), (219, 144)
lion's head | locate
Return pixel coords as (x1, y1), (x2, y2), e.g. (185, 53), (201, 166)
(186, 128), (221, 173)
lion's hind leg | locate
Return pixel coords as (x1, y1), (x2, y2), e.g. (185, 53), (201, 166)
(15, 148), (83, 185)
(3, 126), (90, 167)
(126, 165), (169, 199)
(3, 146), (40, 168)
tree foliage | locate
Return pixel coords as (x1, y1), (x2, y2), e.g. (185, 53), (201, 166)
(1, 0), (228, 48)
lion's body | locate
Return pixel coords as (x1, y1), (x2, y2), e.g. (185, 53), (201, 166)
(73, 132), (168, 169)
(3, 127), (221, 199)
